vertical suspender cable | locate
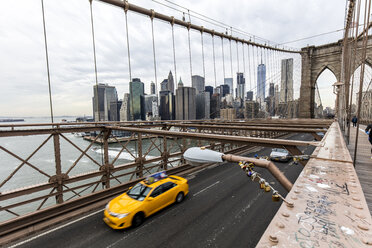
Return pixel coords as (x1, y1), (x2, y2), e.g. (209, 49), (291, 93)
(248, 44), (252, 91)
(171, 19), (177, 85)
(229, 39), (233, 88)
(201, 29), (206, 80)
(187, 23), (193, 85)
(236, 41), (240, 73)
(89, 0), (103, 166)
(221, 38), (226, 81)
(242, 43), (246, 81)
(89, 0), (100, 122)
(123, 3), (133, 120)
(41, 0), (54, 123)
(124, 4), (132, 82)
(212, 34), (217, 87)
(150, 11), (158, 97)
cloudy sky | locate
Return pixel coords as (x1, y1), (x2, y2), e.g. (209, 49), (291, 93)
(0, 0), (367, 117)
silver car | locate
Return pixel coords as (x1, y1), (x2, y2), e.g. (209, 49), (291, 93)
(269, 148), (291, 162)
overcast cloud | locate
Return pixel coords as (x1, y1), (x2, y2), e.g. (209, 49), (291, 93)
(0, 0), (361, 117)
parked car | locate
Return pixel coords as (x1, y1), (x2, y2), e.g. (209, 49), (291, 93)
(269, 148), (291, 162)
(103, 172), (189, 229)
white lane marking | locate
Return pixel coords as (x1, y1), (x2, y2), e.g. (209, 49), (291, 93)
(9, 208), (104, 248)
(193, 181), (220, 197)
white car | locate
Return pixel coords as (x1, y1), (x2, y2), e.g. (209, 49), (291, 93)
(270, 148), (291, 162)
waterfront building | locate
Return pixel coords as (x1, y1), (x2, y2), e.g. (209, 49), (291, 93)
(159, 90), (175, 120)
(246, 91), (253, 101)
(150, 82), (156, 95)
(220, 84), (230, 97)
(224, 78), (233, 95)
(120, 93), (131, 121)
(237, 73), (245, 100)
(205, 86), (213, 97)
(144, 94), (158, 117)
(257, 64), (266, 108)
(160, 79), (168, 91)
(192, 75), (205, 94)
(175, 86), (196, 120)
(168, 71), (175, 94)
(92, 83), (118, 121)
(129, 78), (145, 120)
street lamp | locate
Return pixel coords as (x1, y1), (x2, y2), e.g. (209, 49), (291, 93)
(183, 147), (293, 192)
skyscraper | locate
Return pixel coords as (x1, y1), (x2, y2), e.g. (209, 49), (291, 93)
(129, 78), (145, 120)
(224, 78), (233, 95)
(205, 86), (213, 97)
(237, 72), (245, 99)
(160, 79), (168, 91)
(257, 64), (266, 107)
(92, 83), (118, 121)
(192, 75), (205, 94)
(150, 82), (156, 95)
(280, 58), (294, 103)
(220, 84), (230, 97)
(168, 71), (175, 94)
(175, 87), (196, 120)
(144, 94), (157, 117)
(269, 83), (275, 97)
(246, 91), (253, 101)
(120, 93), (131, 121)
(159, 90), (175, 120)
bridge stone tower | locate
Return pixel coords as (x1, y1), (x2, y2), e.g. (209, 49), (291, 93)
(299, 36), (372, 118)
(299, 41), (342, 118)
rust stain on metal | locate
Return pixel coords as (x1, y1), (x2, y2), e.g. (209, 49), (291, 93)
(257, 122), (372, 247)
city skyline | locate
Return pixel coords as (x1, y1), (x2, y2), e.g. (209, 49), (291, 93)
(0, 0), (354, 116)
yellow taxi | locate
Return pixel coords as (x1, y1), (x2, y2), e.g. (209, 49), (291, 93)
(103, 171), (189, 229)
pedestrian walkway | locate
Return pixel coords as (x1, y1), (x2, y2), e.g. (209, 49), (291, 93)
(347, 124), (372, 214)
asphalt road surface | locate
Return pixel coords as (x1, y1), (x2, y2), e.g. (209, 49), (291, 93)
(10, 133), (315, 248)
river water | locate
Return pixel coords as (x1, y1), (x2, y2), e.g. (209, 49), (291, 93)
(0, 117), (184, 221)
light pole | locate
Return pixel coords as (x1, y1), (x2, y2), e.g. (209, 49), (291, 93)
(183, 147), (293, 192)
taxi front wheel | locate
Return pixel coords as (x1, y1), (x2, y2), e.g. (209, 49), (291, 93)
(176, 192), (184, 203)
(132, 213), (144, 227)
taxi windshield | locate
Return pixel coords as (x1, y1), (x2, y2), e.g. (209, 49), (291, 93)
(127, 183), (152, 201)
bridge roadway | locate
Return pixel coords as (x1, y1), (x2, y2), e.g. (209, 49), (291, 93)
(8, 133), (315, 248)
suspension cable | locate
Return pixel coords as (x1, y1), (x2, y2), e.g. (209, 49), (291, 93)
(236, 41), (240, 73)
(221, 37), (226, 81)
(41, 0), (54, 124)
(248, 44), (252, 91)
(171, 19), (177, 85)
(150, 12), (158, 96)
(124, 5), (132, 82)
(89, 0), (100, 122)
(212, 33), (217, 87)
(187, 23), (193, 85)
(201, 29), (206, 80)
(242, 43), (246, 76)
(229, 38), (233, 96)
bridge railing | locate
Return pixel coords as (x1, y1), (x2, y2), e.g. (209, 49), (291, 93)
(0, 119), (326, 231)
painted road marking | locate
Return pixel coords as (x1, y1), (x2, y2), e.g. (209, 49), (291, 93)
(193, 181), (220, 197)
(9, 208), (104, 248)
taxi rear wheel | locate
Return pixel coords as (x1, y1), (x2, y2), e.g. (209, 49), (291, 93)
(132, 213), (144, 227)
(176, 192), (184, 203)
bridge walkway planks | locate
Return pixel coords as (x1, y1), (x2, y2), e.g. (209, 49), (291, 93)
(347, 124), (372, 215)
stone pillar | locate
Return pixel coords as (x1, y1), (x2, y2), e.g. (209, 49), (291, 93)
(299, 46), (314, 118)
